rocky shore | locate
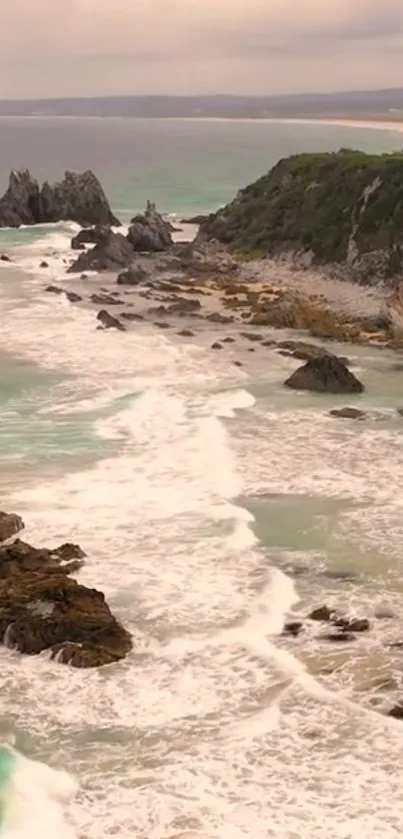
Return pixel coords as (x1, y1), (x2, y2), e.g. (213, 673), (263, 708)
(0, 511), (132, 667)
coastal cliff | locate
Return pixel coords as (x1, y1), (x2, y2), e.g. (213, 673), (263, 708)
(200, 149), (403, 283)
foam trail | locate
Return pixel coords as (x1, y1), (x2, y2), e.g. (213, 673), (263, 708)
(0, 745), (77, 839)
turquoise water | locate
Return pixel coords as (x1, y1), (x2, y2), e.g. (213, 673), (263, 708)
(0, 117), (402, 217)
(1, 118), (403, 839)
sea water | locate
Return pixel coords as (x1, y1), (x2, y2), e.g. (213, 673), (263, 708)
(1, 118), (403, 839)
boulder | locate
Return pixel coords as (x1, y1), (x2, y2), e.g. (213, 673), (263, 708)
(0, 536), (131, 667)
(68, 230), (134, 273)
(0, 169), (120, 228)
(0, 254), (11, 262)
(282, 621), (303, 637)
(309, 605), (334, 622)
(90, 293), (121, 306)
(45, 285), (63, 295)
(127, 202), (173, 252)
(66, 291), (82, 303)
(329, 407), (366, 420)
(276, 340), (331, 361)
(387, 705), (403, 720)
(0, 512), (24, 543)
(284, 356), (364, 394)
(116, 265), (148, 285)
(96, 310), (126, 331)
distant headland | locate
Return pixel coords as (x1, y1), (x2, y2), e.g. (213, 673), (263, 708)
(0, 88), (402, 122)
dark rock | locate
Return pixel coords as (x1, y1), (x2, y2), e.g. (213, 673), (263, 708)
(71, 225), (112, 250)
(240, 332), (263, 342)
(68, 230), (134, 273)
(0, 169), (120, 228)
(0, 512), (24, 543)
(96, 310), (126, 331)
(90, 293), (121, 306)
(329, 407), (366, 420)
(387, 705), (403, 720)
(0, 254), (11, 262)
(0, 535), (131, 667)
(283, 621), (303, 637)
(40, 261), (49, 268)
(211, 342), (223, 350)
(45, 285), (63, 295)
(154, 321), (171, 329)
(81, 273), (88, 280)
(261, 339), (276, 347)
(321, 632), (356, 643)
(177, 329), (195, 337)
(127, 202), (173, 252)
(206, 312), (233, 324)
(309, 605), (334, 622)
(233, 361), (243, 367)
(116, 265), (148, 285)
(284, 356), (364, 394)
(51, 543), (87, 562)
(276, 339), (331, 361)
(222, 337), (236, 343)
(341, 618), (370, 632)
(120, 312), (144, 321)
(66, 291), (82, 303)
(248, 347), (256, 352)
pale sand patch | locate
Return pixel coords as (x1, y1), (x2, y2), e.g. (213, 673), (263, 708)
(238, 259), (390, 319)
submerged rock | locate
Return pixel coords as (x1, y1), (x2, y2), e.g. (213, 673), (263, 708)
(309, 606), (334, 622)
(329, 407), (366, 420)
(0, 534), (131, 667)
(127, 202), (173, 252)
(284, 356), (364, 394)
(0, 169), (120, 228)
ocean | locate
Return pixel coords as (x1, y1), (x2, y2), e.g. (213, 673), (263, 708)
(1, 117), (403, 839)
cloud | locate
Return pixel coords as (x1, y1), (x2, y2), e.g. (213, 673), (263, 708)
(0, 0), (402, 96)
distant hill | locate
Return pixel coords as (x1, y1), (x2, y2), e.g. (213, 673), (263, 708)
(0, 89), (402, 120)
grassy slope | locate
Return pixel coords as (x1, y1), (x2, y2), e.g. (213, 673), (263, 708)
(202, 149), (403, 272)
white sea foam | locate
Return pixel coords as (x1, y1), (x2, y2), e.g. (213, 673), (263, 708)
(3, 234), (403, 839)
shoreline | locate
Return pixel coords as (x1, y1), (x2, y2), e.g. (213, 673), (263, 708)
(0, 114), (402, 134)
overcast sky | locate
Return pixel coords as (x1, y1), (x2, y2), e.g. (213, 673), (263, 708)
(1, 0), (403, 98)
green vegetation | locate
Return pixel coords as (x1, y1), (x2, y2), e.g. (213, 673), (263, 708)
(202, 149), (403, 279)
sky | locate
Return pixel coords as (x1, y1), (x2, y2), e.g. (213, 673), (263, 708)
(1, 0), (403, 98)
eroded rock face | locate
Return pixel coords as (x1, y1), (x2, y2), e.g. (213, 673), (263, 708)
(0, 512), (24, 543)
(127, 202), (173, 252)
(284, 356), (364, 394)
(68, 230), (134, 273)
(0, 534), (131, 667)
(0, 169), (120, 228)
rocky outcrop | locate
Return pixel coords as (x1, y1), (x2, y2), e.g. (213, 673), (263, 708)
(0, 169), (120, 228)
(96, 310), (126, 331)
(0, 511), (24, 543)
(117, 265), (148, 285)
(127, 202), (173, 252)
(200, 149), (403, 283)
(68, 229), (134, 273)
(284, 356), (364, 394)
(0, 527), (131, 667)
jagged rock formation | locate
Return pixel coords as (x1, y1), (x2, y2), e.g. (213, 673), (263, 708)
(200, 149), (403, 282)
(0, 169), (120, 228)
(127, 201), (173, 252)
(0, 511), (131, 667)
